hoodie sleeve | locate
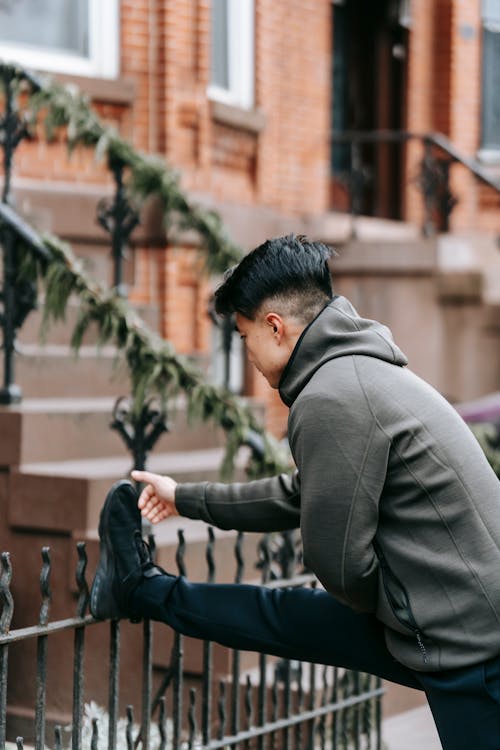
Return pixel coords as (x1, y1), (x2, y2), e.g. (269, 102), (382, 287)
(288, 374), (390, 613)
(175, 472), (301, 532)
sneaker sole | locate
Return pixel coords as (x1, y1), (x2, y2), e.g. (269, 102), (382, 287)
(90, 479), (138, 620)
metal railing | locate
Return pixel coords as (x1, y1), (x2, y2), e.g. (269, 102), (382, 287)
(331, 129), (500, 238)
(0, 64), (142, 401)
(0, 531), (383, 750)
(0, 64), (44, 405)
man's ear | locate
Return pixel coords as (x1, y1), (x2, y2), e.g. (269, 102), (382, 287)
(265, 312), (285, 341)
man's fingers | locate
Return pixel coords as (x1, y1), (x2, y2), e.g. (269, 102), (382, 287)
(140, 498), (159, 515)
(143, 505), (170, 524)
(131, 470), (158, 509)
(140, 496), (168, 519)
(137, 484), (155, 509)
(131, 470), (160, 486)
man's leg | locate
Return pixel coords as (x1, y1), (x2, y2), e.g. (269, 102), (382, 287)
(132, 574), (421, 690)
(417, 656), (500, 750)
(90, 480), (420, 691)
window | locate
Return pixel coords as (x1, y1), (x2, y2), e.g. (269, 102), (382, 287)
(397, 0), (412, 29)
(0, 0), (119, 79)
(209, 0), (254, 110)
(210, 323), (244, 394)
(481, 0), (500, 157)
(331, 1), (349, 174)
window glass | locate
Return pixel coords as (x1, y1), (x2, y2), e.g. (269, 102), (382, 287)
(209, 0), (254, 109)
(331, 2), (350, 174)
(482, 0), (500, 24)
(0, 0), (118, 79)
(211, 0), (229, 89)
(0, 0), (88, 56)
(482, 28), (500, 150)
(481, 1), (500, 153)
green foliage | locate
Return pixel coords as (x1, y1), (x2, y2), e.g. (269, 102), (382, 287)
(25, 232), (289, 479)
(0, 61), (291, 479)
(27, 76), (243, 274)
(469, 423), (500, 478)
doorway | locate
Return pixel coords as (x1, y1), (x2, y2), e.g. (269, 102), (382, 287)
(331, 0), (409, 220)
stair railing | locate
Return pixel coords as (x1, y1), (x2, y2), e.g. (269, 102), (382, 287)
(331, 129), (500, 238)
(0, 202), (51, 402)
(0, 64), (42, 404)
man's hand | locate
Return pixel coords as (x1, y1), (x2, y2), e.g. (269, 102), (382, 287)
(131, 470), (179, 524)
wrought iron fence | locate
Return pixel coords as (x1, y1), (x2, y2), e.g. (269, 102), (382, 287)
(0, 528), (383, 750)
(331, 129), (500, 238)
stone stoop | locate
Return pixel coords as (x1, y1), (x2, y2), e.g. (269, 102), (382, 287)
(325, 233), (500, 404)
(0, 397), (226, 465)
(15, 297), (159, 398)
(1, 269), (262, 587)
(1, 282), (268, 738)
(15, 344), (130, 398)
(1, 417), (258, 735)
(2, 443), (262, 736)
(8, 447), (247, 536)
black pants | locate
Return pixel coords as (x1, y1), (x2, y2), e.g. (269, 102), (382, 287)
(132, 575), (500, 750)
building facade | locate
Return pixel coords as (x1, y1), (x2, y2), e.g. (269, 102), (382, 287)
(1, 0), (499, 734)
(1, 0), (499, 435)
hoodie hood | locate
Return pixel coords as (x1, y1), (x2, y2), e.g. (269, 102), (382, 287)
(279, 295), (408, 407)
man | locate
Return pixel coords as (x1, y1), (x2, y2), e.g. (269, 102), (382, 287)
(91, 235), (500, 750)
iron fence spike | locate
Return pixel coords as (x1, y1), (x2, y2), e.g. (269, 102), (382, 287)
(206, 527), (215, 583)
(0, 552), (14, 634)
(75, 542), (89, 618)
(234, 531), (244, 583)
(39, 547), (51, 627)
(176, 529), (186, 576)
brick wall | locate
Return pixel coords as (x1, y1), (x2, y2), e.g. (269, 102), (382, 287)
(405, 0), (500, 233)
(5, 0), (499, 435)
(433, 0), (453, 136)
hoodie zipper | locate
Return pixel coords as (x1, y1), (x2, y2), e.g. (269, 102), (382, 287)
(375, 543), (428, 664)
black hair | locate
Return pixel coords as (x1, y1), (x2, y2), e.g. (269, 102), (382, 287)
(214, 234), (334, 322)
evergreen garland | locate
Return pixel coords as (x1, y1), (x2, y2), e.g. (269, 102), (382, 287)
(15, 231), (289, 479)
(2, 62), (290, 479)
(27, 76), (243, 274)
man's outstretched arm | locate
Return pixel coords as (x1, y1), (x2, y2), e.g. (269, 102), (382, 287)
(131, 469), (301, 532)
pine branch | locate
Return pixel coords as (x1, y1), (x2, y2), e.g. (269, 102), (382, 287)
(29, 232), (289, 479)
(26, 74), (243, 273)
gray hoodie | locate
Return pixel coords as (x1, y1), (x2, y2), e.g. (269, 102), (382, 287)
(176, 296), (500, 672)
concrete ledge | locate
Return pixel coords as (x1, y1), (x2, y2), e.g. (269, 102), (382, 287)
(437, 270), (483, 302)
(331, 238), (438, 275)
(53, 72), (136, 105)
(210, 99), (266, 134)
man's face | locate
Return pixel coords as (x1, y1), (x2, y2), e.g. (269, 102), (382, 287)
(235, 311), (289, 389)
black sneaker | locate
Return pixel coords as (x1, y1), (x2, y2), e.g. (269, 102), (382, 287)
(90, 479), (164, 621)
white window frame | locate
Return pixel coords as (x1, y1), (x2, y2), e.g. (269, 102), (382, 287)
(0, 0), (119, 79)
(208, 0), (255, 110)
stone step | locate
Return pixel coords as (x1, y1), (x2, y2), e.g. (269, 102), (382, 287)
(15, 343), (213, 399)
(15, 344), (130, 398)
(9, 447), (249, 535)
(0, 397), (226, 465)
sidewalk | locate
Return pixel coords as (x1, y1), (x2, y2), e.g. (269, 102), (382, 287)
(383, 704), (442, 749)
